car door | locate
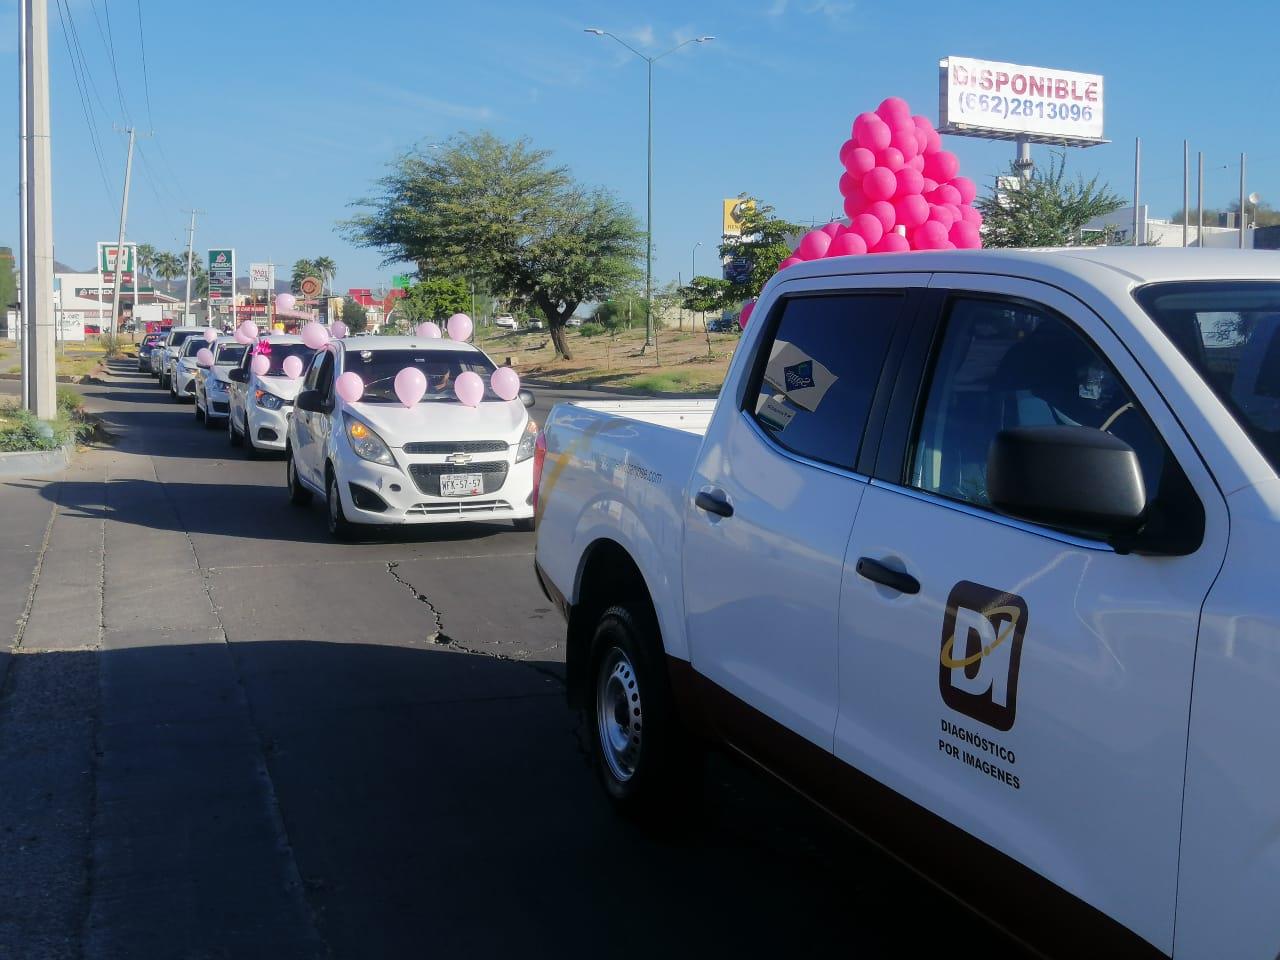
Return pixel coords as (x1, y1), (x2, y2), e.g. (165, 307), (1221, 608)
(291, 351), (325, 483)
(229, 349), (251, 426)
(300, 351), (336, 486)
(834, 278), (1228, 956)
(682, 276), (926, 768)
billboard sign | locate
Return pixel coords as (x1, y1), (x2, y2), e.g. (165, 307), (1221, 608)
(722, 198), (756, 237)
(96, 242), (137, 284)
(57, 310), (86, 341)
(939, 56), (1104, 144)
(248, 262), (275, 291)
(207, 249), (235, 301)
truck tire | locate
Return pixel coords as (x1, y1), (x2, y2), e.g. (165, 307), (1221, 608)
(588, 604), (702, 818)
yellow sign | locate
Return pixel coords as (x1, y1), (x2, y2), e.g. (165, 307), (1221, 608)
(722, 198), (755, 236)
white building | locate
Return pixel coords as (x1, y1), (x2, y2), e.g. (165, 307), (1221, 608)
(1082, 206), (1253, 248)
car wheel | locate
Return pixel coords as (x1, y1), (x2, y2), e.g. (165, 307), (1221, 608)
(244, 415), (262, 460)
(513, 518), (535, 533)
(203, 408), (218, 430)
(588, 604), (703, 818)
(195, 402), (204, 423)
(287, 449), (312, 506)
(228, 408), (243, 447)
(326, 467), (356, 540)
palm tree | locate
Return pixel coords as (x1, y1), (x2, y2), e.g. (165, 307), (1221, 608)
(153, 252), (185, 292)
(291, 258), (318, 295)
(136, 243), (158, 282)
(313, 256), (337, 296)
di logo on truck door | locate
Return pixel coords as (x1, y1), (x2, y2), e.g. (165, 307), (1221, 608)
(939, 581), (1029, 732)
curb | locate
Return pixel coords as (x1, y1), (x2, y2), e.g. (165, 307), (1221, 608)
(0, 443), (73, 478)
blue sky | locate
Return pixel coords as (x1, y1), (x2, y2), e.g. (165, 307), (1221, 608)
(2, 0), (1276, 291)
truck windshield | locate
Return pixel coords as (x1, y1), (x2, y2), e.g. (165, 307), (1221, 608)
(214, 344), (245, 365)
(343, 348), (499, 403)
(167, 330), (200, 348)
(1136, 281), (1280, 470)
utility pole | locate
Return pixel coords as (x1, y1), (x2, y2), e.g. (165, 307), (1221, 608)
(20, 0), (56, 419)
(108, 127), (137, 341)
(18, 0), (29, 409)
(1132, 137), (1141, 247)
(183, 208), (203, 323)
(1197, 153), (1204, 247)
(1182, 140), (1189, 248)
(1239, 153), (1247, 250)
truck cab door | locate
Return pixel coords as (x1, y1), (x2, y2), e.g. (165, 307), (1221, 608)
(835, 278), (1228, 956)
(682, 277), (926, 774)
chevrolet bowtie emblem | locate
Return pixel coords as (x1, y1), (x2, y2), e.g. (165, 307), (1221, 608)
(446, 453), (473, 465)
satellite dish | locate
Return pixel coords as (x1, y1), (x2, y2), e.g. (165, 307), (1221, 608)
(1248, 192), (1261, 205)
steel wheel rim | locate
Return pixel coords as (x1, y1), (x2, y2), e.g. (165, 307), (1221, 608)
(328, 480), (339, 528)
(596, 647), (642, 783)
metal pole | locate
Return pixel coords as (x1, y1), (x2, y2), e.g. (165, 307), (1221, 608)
(18, 0), (29, 409)
(1182, 140), (1189, 248)
(183, 209), (199, 322)
(1197, 152), (1204, 247)
(24, 0), (56, 419)
(109, 127), (136, 341)
(1239, 153), (1247, 249)
(1132, 137), (1141, 247)
(1014, 134), (1033, 182)
(644, 56), (654, 351)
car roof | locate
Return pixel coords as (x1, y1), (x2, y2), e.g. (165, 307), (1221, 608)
(336, 335), (480, 354)
(258, 334), (305, 344)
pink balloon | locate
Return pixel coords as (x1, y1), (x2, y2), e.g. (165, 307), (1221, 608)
(867, 200), (896, 232)
(924, 150), (959, 182)
(738, 301), (755, 330)
(234, 328), (252, 345)
(852, 213), (884, 249)
(894, 194), (930, 229)
(838, 172), (859, 198)
(239, 320), (258, 341)
(922, 177), (939, 194)
(196, 348), (214, 368)
(949, 176), (978, 205)
(853, 112), (890, 152)
(250, 354), (270, 377)
(877, 147), (905, 172)
(335, 371), (364, 403)
(845, 146), (877, 177)
(203, 328), (218, 343)
(950, 220), (982, 249)
(873, 233), (912, 254)
(862, 166), (897, 202)
(491, 366), (521, 402)
(922, 128), (943, 155)
(820, 221), (842, 238)
(797, 229), (832, 260)
(911, 115), (934, 140)
(842, 192), (866, 220)
(446, 313), (473, 342)
(933, 183), (962, 207)
(282, 355), (305, 379)
(929, 205), (957, 229)
(894, 167), (924, 198)
(838, 138), (859, 169)
(394, 366), (427, 408)
(415, 321), (442, 339)
(912, 221), (950, 250)
(890, 127), (919, 159)
(907, 154), (926, 172)
(960, 204), (983, 226)
(876, 96), (911, 127)
(778, 256), (803, 271)
(301, 321), (330, 350)
(453, 370), (485, 408)
(330, 321), (349, 339)
(276, 293), (296, 312)
(826, 231), (868, 258)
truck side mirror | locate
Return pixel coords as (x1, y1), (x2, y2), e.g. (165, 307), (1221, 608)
(228, 368), (247, 383)
(987, 426), (1146, 543)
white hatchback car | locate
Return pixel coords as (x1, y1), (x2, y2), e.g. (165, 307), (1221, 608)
(493, 315), (519, 330)
(226, 335), (318, 457)
(285, 336), (537, 539)
(194, 337), (247, 428)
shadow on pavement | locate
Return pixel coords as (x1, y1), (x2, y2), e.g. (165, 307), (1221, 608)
(0, 638), (1020, 959)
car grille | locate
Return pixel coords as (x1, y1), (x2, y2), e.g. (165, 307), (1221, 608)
(402, 440), (509, 455)
(407, 461), (508, 496)
(211, 401), (229, 414)
(405, 499), (513, 516)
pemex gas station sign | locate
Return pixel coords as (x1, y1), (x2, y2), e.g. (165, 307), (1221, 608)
(96, 241), (137, 284)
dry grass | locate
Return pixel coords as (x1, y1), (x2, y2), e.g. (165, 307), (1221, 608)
(474, 324), (738, 394)
(0, 338), (111, 379)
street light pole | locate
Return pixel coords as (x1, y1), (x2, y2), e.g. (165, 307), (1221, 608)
(585, 28), (714, 352)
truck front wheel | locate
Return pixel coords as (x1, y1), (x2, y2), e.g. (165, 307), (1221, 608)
(589, 604), (701, 818)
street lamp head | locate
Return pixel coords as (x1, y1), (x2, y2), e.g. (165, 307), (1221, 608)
(584, 27), (605, 35)
(695, 36), (716, 42)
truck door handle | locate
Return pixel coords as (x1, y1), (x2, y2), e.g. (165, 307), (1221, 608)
(694, 490), (734, 518)
(855, 557), (919, 595)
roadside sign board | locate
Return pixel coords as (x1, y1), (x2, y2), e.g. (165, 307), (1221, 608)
(938, 56), (1106, 144)
(392, 274), (412, 290)
(299, 276), (323, 298)
(208, 249), (235, 301)
(97, 241), (137, 285)
(248, 262), (275, 291)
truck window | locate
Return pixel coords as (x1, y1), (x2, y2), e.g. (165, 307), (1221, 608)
(747, 294), (900, 470)
(909, 296), (1174, 518)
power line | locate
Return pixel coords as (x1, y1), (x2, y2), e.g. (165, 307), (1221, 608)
(54, 0), (113, 210)
(89, 0), (129, 122)
(134, 0), (155, 132)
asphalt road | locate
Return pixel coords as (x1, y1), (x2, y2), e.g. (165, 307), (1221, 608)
(0, 360), (1027, 959)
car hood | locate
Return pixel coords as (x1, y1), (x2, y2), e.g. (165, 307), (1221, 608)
(210, 367), (233, 385)
(254, 375), (305, 401)
(343, 399), (526, 448)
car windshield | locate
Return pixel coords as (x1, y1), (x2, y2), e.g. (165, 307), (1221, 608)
(342, 348), (499, 403)
(253, 342), (318, 377)
(168, 330), (200, 348)
(214, 343), (246, 365)
(1136, 281), (1280, 471)
(183, 339), (206, 357)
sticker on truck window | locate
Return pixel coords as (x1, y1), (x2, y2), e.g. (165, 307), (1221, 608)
(763, 341), (837, 412)
(938, 581), (1028, 732)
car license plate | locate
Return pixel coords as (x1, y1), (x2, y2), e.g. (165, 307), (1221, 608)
(441, 473), (483, 497)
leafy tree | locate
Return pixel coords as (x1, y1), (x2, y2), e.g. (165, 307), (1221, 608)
(135, 243), (158, 280)
(291, 259), (320, 294)
(0, 247), (15, 310)
(1171, 197), (1280, 229)
(593, 297), (648, 331)
(977, 153), (1124, 247)
(153, 251), (185, 290)
(680, 275), (732, 314)
(398, 277), (469, 323)
(341, 297), (368, 333)
(341, 132), (643, 360)
(718, 196), (805, 303)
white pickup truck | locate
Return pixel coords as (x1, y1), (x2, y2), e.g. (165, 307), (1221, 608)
(533, 247), (1280, 959)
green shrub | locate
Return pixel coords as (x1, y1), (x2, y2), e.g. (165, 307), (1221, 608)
(56, 387), (83, 415)
(577, 322), (606, 338)
(0, 409), (84, 452)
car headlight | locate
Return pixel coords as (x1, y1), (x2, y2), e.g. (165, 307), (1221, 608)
(255, 388), (285, 410)
(209, 378), (227, 394)
(344, 413), (395, 466)
(515, 419), (538, 463)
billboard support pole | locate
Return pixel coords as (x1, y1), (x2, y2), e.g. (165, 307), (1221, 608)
(1014, 135), (1033, 181)
(1196, 152), (1204, 248)
(1132, 137), (1141, 247)
(1182, 140), (1189, 248)
(1239, 153), (1247, 249)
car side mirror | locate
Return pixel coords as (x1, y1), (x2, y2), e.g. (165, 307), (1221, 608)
(519, 389), (535, 409)
(987, 426), (1147, 545)
(295, 389), (331, 414)
(228, 368), (247, 383)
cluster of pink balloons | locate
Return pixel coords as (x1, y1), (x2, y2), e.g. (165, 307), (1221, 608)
(778, 96), (982, 274)
(384, 363), (522, 409)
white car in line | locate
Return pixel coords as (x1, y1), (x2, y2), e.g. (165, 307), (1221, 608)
(193, 337), (247, 428)
(493, 315), (519, 330)
(170, 336), (211, 402)
(157, 326), (207, 391)
(226, 335), (318, 458)
(285, 335), (537, 539)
